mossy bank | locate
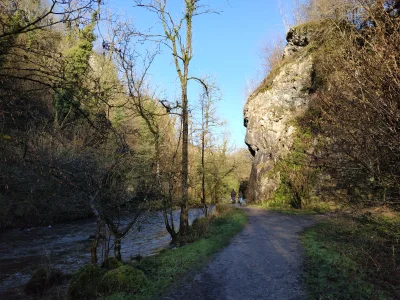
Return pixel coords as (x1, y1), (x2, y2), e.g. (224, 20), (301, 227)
(67, 205), (247, 299)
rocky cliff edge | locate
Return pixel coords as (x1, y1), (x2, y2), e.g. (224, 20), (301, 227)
(243, 25), (318, 202)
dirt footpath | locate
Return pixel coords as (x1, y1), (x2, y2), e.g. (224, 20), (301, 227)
(163, 207), (316, 300)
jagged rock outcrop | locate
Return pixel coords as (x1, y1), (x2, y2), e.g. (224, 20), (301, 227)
(244, 25), (317, 203)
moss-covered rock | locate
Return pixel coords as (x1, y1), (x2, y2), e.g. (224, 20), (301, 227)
(68, 264), (104, 299)
(98, 265), (148, 295)
(101, 257), (123, 270)
(25, 267), (63, 295)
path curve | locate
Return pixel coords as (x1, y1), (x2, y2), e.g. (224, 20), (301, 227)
(164, 207), (316, 300)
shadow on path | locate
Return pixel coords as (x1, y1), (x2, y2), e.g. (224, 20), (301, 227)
(164, 207), (316, 300)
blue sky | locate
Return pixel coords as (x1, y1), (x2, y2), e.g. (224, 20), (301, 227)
(105, 0), (287, 149)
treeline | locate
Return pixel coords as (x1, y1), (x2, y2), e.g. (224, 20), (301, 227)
(0, 0), (251, 239)
(263, 0), (400, 209)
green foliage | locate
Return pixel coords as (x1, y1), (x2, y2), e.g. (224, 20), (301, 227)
(302, 214), (400, 299)
(64, 23), (96, 83)
(98, 265), (148, 296)
(190, 216), (211, 239)
(270, 127), (318, 209)
(54, 88), (78, 119)
(54, 14), (97, 124)
(69, 264), (148, 299)
(269, 181), (296, 208)
(193, 146), (251, 205)
(68, 264), (104, 299)
(302, 228), (379, 299)
(101, 257), (124, 270)
(259, 205), (319, 215)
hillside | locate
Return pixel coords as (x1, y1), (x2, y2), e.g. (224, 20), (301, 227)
(244, 14), (400, 210)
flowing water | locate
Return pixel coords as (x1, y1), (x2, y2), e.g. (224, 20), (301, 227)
(0, 208), (211, 299)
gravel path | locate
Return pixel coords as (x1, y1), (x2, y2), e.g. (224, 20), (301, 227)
(163, 207), (316, 300)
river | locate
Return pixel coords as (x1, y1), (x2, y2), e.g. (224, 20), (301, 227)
(0, 208), (210, 299)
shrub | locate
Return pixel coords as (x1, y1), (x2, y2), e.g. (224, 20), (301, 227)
(68, 264), (104, 299)
(98, 265), (148, 295)
(190, 217), (211, 239)
(215, 204), (230, 214)
(269, 128), (317, 209)
(101, 257), (123, 270)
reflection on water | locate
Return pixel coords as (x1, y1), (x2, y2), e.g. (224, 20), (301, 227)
(0, 208), (211, 299)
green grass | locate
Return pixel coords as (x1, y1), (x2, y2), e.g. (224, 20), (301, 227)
(107, 205), (247, 300)
(260, 205), (319, 215)
(302, 214), (400, 299)
(254, 200), (333, 215)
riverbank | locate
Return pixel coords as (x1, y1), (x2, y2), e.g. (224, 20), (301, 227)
(68, 205), (247, 300)
(0, 208), (208, 299)
(132, 205), (247, 299)
(0, 203), (212, 232)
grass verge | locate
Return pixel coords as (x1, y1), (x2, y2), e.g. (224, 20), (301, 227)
(302, 213), (400, 299)
(258, 205), (320, 215)
(108, 205), (247, 300)
(254, 201), (334, 215)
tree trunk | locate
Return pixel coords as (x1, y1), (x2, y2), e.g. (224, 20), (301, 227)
(114, 233), (122, 261)
(155, 134), (179, 242)
(201, 109), (208, 217)
(90, 220), (105, 264)
(180, 87), (189, 237)
(163, 208), (178, 244)
(89, 191), (101, 264)
(202, 139), (207, 217)
(178, 0), (195, 239)
(90, 236), (99, 264)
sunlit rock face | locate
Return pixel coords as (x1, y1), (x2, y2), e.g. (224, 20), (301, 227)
(243, 26), (316, 203)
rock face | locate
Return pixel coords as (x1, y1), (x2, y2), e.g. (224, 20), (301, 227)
(243, 26), (316, 202)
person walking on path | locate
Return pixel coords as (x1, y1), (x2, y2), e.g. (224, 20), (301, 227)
(231, 189), (237, 204)
(238, 191), (243, 205)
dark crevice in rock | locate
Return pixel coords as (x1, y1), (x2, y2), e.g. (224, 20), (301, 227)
(245, 142), (256, 157)
(309, 69), (318, 94)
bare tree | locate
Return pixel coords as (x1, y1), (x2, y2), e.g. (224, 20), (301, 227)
(196, 79), (222, 216)
(296, 0), (400, 206)
(133, 0), (218, 238)
(98, 11), (186, 244)
(0, 0), (99, 40)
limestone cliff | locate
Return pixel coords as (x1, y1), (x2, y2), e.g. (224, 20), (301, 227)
(244, 26), (317, 202)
